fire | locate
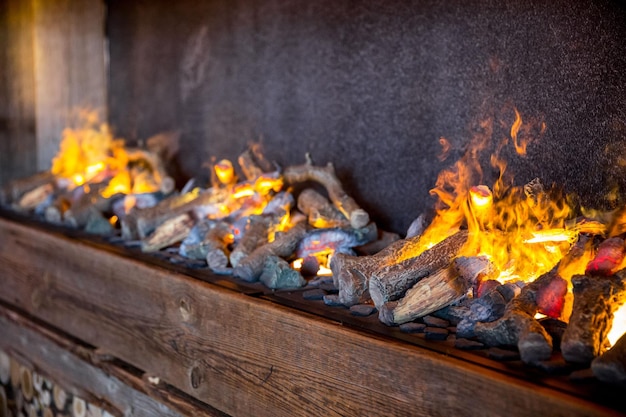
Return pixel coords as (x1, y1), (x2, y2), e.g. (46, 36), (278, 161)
(608, 303), (626, 347)
(410, 112), (576, 285)
(50, 112), (167, 208)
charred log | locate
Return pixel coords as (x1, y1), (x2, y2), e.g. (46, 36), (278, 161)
(233, 221), (307, 282)
(378, 256), (492, 325)
(141, 213), (196, 252)
(284, 158), (369, 229)
(297, 188), (349, 228)
(592, 332), (626, 383)
(229, 215), (274, 268)
(369, 230), (468, 308)
(561, 272), (626, 364)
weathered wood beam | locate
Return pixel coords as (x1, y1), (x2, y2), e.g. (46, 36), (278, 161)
(0, 304), (226, 417)
(0, 217), (619, 417)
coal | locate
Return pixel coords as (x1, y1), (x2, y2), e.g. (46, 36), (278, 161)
(302, 289), (327, 301)
(455, 338), (485, 350)
(323, 294), (344, 307)
(259, 256), (306, 289)
(424, 327), (449, 341)
(349, 304), (376, 317)
(399, 323), (426, 334)
(423, 316), (450, 328)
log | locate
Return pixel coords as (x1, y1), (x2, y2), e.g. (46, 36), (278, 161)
(297, 188), (349, 229)
(591, 331), (626, 383)
(561, 273), (626, 364)
(233, 221), (307, 282)
(21, 365), (34, 401)
(73, 396), (87, 417)
(284, 158), (369, 229)
(53, 385), (68, 411)
(330, 231), (438, 307)
(237, 148), (264, 181)
(0, 386), (6, 417)
(369, 230), (469, 308)
(474, 285), (554, 364)
(229, 215), (273, 268)
(141, 213), (196, 252)
(125, 147), (175, 195)
(17, 183), (55, 211)
(0, 171), (56, 206)
(0, 350), (8, 385)
(378, 256), (492, 325)
(121, 190), (205, 240)
(180, 220), (233, 268)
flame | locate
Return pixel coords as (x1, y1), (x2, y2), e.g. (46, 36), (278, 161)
(608, 303), (626, 347)
(408, 113), (575, 284)
(51, 113), (165, 201)
(511, 108), (527, 155)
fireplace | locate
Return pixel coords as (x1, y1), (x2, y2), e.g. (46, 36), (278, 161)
(1, 1), (626, 416)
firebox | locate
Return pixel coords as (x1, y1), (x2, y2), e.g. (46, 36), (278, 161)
(1, 1), (626, 416)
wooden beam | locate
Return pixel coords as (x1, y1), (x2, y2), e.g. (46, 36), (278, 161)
(0, 304), (226, 417)
(0, 216), (621, 417)
(32, 0), (107, 170)
(0, 0), (37, 186)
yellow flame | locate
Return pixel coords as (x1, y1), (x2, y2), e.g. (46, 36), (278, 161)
(608, 303), (626, 347)
(511, 108), (526, 155)
(406, 113), (575, 284)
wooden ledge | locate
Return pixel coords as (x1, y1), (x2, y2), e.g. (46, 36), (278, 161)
(0, 217), (622, 417)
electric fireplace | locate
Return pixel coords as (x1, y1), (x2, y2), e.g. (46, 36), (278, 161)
(1, 1), (626, 416)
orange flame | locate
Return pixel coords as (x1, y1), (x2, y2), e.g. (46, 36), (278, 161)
(410, 113), (575, 284)
(511, 108), (526, 155)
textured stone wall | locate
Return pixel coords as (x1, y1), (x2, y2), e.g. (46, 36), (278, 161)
(107, 0), (626, 233)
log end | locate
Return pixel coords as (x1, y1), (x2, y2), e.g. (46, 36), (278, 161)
(349, 209), (370, 229)
(561, 339), (597, 364)
(369, 276), (387, 309)
(592, 356), (626, 383)
(518, 331), (553, 364)
(378, 302), (398, 326)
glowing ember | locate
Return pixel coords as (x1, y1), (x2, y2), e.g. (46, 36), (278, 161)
(608, 303), (626, 347)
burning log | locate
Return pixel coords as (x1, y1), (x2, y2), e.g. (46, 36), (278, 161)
(378, 256), (493, 325)
(561, 272), (626, 364)
(329, 230), (429, 306)
(297, 188), (350, 228)
(260, 255), (307, 289)
(473, 234), (593, 364)
(237, 148), (265, 181)
(122, 190), (205, 239)
(592, 332), (626, 383)
(233, 221), (307, 282)
(141, 213), (196, 252)
(284, 157), (370, 229)
(0, 171), (56, 206)
(453, 282), (521, 338)
(369, 230), (468, 308)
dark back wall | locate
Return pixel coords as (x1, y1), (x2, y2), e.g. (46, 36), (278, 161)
(106, 0), (626, 234)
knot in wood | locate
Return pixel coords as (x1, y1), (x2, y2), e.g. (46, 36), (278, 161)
(179, 297), (192, 322)
(190, 366), (204, 389)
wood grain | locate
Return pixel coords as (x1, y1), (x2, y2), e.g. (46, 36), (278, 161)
(32, 0), (107, 170)
(0, 304), (227, 417)
(0, 217), (622, 417)
(0, 0), (37, 186)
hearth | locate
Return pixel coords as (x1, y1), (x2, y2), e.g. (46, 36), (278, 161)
(2, 0), (626, 416)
